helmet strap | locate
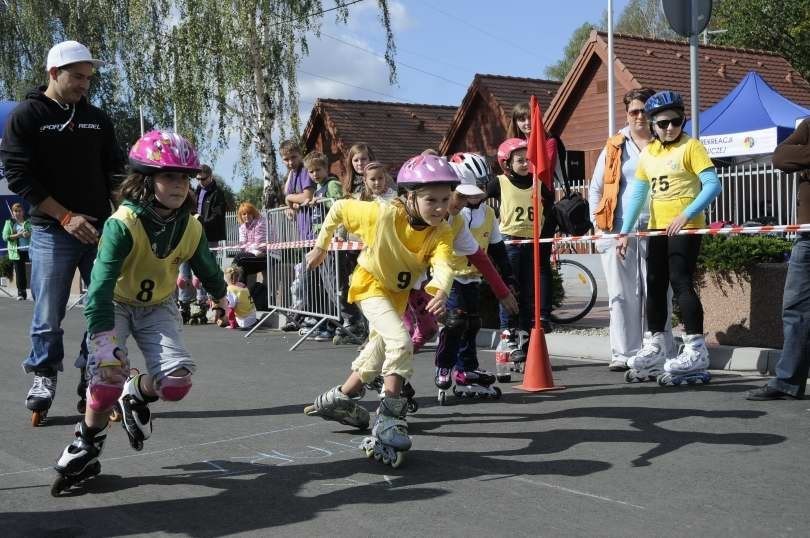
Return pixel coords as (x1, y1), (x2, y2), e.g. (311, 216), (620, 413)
(405, 193), (429, 229)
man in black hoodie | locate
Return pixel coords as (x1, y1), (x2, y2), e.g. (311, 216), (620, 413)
(0, 40), (123, 419)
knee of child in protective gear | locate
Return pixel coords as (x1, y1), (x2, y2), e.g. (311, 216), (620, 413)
(443, 308), (468, 337)
(156, 371), (193, 401)
(87, 331), (129, 412)
(192, 276), (202, 290)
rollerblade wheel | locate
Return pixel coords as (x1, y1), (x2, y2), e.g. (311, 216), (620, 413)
(624, 370), (637, 383)
(437, 391), (446, 406)
(31, 409), (47, 427)
(406, 399), (419, 413)
(390, 451), (405, 469)
(492, 386), (502, 399)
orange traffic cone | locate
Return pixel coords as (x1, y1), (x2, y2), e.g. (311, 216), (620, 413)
(514, 327), (565, 392)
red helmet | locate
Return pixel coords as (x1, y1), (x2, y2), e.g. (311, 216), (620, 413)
(497, 138), (528, 172)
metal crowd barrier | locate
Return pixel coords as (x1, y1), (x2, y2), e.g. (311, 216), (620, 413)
(241, 201), (341, 351)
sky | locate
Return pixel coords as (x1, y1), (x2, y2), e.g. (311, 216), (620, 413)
(213, 0), (631, 189)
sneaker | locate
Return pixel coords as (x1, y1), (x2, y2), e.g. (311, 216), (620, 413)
(608, 358), (629, 371)
(312, 329), (334, 342)
(281, 321), (299, 332)
(746, 385), (799, 401)
(26, 372), (58, 411)
(16, 295), (25, 301)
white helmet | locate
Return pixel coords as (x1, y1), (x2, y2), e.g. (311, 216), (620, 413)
(449, 152), (492, 196)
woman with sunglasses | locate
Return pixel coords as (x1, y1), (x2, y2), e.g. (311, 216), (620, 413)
(616, 90), (721, 386)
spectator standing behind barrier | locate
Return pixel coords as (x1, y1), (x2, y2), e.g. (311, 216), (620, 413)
(616, 90), (721, 386)
(2, 202), (32, 300)
(589, 88), (675, 372)
(178, 164), (226, 322)
(0, 40), (123, 419)
(304, 150), (344, 341)
(747, 118), (810, 400)
(280, 139), (315, 332)
(233, 202), (268, 284)
(507, 102), (562, 332)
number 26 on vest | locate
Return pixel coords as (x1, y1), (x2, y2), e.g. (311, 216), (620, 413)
(514, 206), (535, 223)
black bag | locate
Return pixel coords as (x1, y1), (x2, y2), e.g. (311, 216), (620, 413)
(551, 161), (592, 236)
(249, 281), (269, 312)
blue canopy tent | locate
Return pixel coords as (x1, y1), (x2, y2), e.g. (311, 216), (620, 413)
(684, 71), (810, 158)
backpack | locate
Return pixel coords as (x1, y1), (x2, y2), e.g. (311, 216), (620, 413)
(249, 281), (269, 312)
(551, 161), (592, 236)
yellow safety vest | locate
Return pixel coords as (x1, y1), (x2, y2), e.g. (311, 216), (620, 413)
(448, 206), (495, 278)
(497, 174), (540, 237)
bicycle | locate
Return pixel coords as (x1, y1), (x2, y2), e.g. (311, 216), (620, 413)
(549, 238), (598, 324)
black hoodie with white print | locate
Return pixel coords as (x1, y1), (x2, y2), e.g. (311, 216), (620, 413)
(0, 86), (124, 226)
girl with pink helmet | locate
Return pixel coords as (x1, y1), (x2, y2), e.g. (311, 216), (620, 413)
(52, 130), (229, 495)
(303, 153), (460, 467)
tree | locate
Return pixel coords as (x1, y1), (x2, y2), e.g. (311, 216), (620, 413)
(0, 1), (397, 207)
(711, 0), (810, 80)
(237, 177), (267, 209)
(544, 0), (680, 81)
(545, 22), (597, 81)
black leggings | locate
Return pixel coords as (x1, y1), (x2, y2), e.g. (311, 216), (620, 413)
(646, 235), (703, 335)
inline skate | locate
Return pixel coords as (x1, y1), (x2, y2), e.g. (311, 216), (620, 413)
(51, 421), (106, 496)
(304, 385), (370, 429)
(178, 300), (192, 324)
(360, 395), (411, 468)
(435, 367), (452, 406)
(27, 371), (57, 427)
(332, 322), (366, 345)
(118, 374), (154, 451)
(364, 375), (419, 413)
(624, 332), (668, 383)
(657, 334), (711, 386)
(188, 300), (209, 325)
(505, 330), (528, 373)
(451, 368), (501, 400)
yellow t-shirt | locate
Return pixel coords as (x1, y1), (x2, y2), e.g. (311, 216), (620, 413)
(448, 205), (495, 278)
(227, 283), (255, 320)
(315, 199), (454, 314)
(497, 175), (541, 237)
(635, 135), (714, 229)
(110, 205), (202, 305)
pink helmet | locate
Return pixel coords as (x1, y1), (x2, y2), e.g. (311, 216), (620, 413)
(128, 130), (201, 175)
(396, 154), (459, 190)
(497, 138), (528, 172)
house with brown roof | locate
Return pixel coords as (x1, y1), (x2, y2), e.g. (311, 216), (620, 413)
(545, 30), (810, 179)
(301, 99), (457, 177)
(439, 74), (561, 157)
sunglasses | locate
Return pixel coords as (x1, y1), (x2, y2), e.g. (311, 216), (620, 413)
(627, 108), (645, 117)
(654, 117), (684, 129)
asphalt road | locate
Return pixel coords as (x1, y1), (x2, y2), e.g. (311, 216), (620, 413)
(0, 300), (808, 537)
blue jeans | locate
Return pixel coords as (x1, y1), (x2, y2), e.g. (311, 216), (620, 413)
(499, 236), (544, 331)
(435, 281), (481, 371)
(24, 223), (97, 374)
(768, 235), (810, 397)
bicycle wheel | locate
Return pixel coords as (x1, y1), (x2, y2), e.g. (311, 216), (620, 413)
(549, 259), (597, 324)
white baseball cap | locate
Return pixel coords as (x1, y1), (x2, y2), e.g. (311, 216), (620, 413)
(455, 175), (486, 196)
(46, 41), (102, 71)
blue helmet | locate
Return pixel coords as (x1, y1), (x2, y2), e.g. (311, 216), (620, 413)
(644, 90), (684, 118)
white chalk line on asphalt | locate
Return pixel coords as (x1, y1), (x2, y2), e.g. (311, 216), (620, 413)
(0, 422), (321, 478)
(444, 462), (645, 510)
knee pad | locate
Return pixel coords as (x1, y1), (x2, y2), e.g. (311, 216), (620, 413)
(443, 308), (468, 340)
(156, 372), (192, 401)
(176, 276), (188, 289)
(192, 276), (202, 290)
